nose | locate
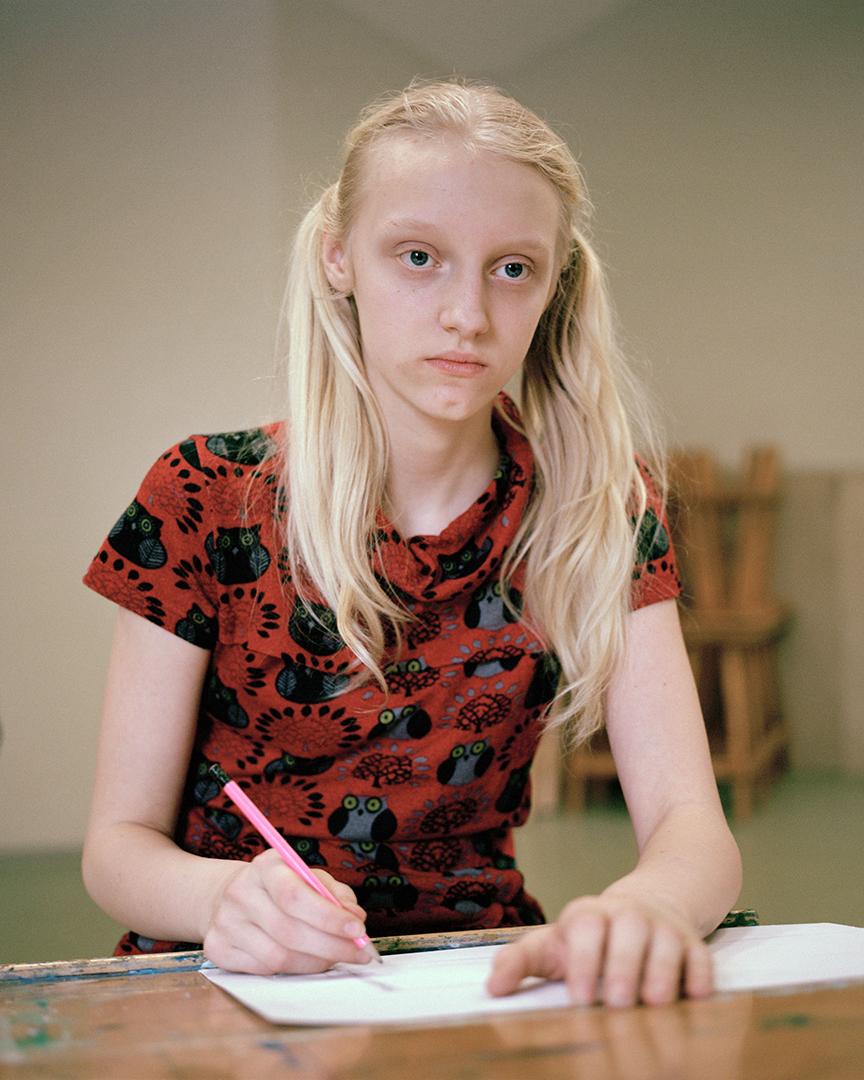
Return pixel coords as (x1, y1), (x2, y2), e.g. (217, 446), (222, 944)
(439, 271), (490, 339)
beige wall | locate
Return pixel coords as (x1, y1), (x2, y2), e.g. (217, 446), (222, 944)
(1, 0), (861, 850)
(0, 0), (440, 850)
(774, 471), (864, 773)
(504, 0), (864, 787)
(508, 0), (864, 472)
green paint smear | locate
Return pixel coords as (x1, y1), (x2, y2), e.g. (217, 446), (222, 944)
(761, 1013), (812, 1030)
(16, 1028), (55, 1049)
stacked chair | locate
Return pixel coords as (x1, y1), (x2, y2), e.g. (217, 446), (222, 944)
(532, 447), (790, 819)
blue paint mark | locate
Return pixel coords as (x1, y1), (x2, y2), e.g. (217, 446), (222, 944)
(259, 1040), (302, 1068)
(0, 955), (204, 986)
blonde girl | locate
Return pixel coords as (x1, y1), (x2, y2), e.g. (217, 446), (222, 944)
(83, 80), (741, 1008)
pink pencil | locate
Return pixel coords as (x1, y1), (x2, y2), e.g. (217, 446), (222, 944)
(209, 763), (382, 963)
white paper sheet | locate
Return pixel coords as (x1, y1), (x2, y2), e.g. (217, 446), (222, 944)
(200, 922), (864, 1026)
(202, 946), (572, 1026)
(707, 921), (864, 993)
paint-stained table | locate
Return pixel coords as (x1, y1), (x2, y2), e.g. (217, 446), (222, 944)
(2, 925), (863, 1080)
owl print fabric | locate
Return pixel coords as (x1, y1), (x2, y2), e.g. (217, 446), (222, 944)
(84, 396), (680, 954)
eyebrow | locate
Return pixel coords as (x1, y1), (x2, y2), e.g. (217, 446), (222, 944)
(379, 217), (555, 257)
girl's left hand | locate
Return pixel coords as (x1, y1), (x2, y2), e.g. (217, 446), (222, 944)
(486, 893), (713, 1008)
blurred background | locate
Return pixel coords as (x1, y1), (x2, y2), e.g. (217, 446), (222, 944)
(1, 0), (862, 963)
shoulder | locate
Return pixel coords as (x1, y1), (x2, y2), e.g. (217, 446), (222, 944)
(139, 425), (282, 511)
(161, 426), (282, 482)
(84, 425), (285, 638)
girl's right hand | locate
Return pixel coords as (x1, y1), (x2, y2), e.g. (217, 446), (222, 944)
(202, 848), (372, 975)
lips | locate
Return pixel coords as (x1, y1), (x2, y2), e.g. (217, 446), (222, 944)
(425, 352), (486, 374)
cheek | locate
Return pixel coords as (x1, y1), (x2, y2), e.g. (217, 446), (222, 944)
(508, 299), (550, 350)
(355, 277), (416, 331)
(352, 295), (405, 358)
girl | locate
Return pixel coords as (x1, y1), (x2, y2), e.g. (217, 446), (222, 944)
(82, 80), (741, 1008)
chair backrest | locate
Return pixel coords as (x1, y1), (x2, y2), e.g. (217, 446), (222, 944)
(669, 446), (782, 614)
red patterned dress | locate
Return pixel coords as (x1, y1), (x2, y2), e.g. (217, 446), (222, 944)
(84, 397), (680, 954)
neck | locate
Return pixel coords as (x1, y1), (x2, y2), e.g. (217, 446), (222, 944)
(384, 410), (500, 538)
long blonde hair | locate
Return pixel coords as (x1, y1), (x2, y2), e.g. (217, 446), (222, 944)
(277, 79), (655, 745)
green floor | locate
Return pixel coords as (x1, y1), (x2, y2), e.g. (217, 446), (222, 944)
(515, 771), (864, 928)
(0, 849), (126, 965)
(1, 772), (862, 966)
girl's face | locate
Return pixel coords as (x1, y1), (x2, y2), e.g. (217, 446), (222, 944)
(322, 136), (561, 440)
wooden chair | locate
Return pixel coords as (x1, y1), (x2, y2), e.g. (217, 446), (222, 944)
(669, 446), (790, 817)
(554, 447), (790, 819)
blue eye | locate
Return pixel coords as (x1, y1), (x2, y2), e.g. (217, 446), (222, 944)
(500, 262), (527, 279)
(406, 250), (429, 267)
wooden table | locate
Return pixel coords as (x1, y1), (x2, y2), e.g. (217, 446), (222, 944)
(2, 930), (863, 1080)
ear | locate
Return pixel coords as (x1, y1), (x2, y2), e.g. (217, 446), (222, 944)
(321, 233), (353, 294)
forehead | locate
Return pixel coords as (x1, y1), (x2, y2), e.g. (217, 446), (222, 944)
(353, 134), (562, 242)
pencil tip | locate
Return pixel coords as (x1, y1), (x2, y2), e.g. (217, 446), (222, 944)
(362, 940), (384, 964)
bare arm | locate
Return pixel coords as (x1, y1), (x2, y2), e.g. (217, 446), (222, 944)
(82, 607), (371, 973)
(488, 598), (742, 1006)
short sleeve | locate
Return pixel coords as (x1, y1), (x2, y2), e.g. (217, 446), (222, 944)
(83, 437), (224, 647)
(630, 457), (681, 610)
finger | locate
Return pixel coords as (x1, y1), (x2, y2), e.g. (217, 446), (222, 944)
(204, 920), (335, 976)
(486, 927), (564, 996)
(235, 883), (371, 971)
(311, 870), (367, 920)
(236, 860), (371, 965)
(264, 891), (371, 966)
(682, 939), (714, 999)
(561, 909), (609, 1006)
(639, 923), (688, 1006)
(311, 869), (359, 905)
(266, 865), (369, 944)
(264, 903), (370, 965)
(601, 910), (651, 1008)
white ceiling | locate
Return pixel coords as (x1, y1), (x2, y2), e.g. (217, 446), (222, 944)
(324, 0), (634, 75)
